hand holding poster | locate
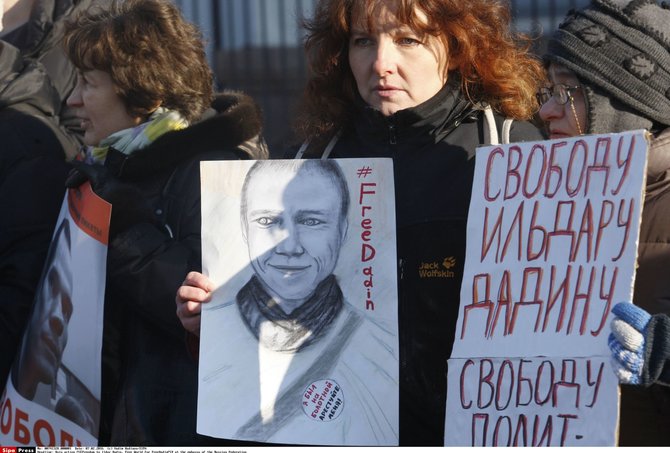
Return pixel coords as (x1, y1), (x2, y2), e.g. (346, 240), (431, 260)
(445, 130), (649, 446)
(197, 159), (399, 445)
(0, 183), (109, 446)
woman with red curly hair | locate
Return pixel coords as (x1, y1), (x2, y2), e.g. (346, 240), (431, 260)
(293, 0), (545, 445)
(176, 0), (546, 445)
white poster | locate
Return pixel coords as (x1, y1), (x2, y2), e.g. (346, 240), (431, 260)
(445, 130), (649, 446)
(0, 183), (110, 446)
(198, 159), (399, 445)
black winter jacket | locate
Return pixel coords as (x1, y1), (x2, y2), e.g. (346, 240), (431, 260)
(296, 82), (544, 445)
(0, 43), (70, 387)
(98, 92), (268, 446)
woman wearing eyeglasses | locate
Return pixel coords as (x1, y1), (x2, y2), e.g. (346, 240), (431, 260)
(536, 66), (587, 138)
(539, 0), (670, 446)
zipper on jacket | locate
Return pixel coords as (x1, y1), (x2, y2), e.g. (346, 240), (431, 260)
(388, 123), (397, 145)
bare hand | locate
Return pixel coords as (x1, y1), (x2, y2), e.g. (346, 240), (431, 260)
(175, 271), (214, 336)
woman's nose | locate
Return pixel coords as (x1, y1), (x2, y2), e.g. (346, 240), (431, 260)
(66, 81), (83, 107)
(538, 97), (564, 123)
(373, 39), (396, 76)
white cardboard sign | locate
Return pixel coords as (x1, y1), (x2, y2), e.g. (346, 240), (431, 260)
(198, 158), (399, 445)
(446, 130), (649, 446)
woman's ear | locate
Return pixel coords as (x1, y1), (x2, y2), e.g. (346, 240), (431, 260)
(129, 101), (162, 120)
(144, 102), (162, 119)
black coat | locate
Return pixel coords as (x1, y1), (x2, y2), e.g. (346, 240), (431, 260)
(97, 92), (268, 446)
(297, 83), (544, 445)
(0, 43), (70, 387)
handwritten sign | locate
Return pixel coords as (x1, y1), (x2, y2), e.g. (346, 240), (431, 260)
(445, 130), (649, 446)
(358, 178), (380, 311)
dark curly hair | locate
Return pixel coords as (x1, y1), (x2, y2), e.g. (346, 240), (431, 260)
(63, 0), (213, 122)
(295, 0), (545, 140)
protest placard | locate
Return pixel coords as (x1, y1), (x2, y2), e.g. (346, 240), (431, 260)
(1, 183), (110, 446)
(445, 130), (649, 446)
(197, 159), (398, 445)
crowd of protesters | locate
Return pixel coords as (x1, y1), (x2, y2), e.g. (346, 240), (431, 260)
(1, 0), (669, 447)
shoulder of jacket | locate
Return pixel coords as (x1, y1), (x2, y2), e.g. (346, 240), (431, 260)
(117, 94), (267, 180)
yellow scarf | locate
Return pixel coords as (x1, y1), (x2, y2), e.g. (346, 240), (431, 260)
(85, 108), (188, 164)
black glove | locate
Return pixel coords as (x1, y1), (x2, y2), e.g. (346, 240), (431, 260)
(66, 161), (156, 238)
(65, 163), (89, 189)
(644, 313), (670, 387)
(610, 302), (670, 387)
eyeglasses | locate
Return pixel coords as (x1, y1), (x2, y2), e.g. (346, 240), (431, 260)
(536, 84), (581, 106)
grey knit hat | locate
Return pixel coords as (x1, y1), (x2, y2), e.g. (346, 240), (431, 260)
(546, 0), (670, 130)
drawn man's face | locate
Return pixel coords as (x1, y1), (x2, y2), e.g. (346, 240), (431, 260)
(243, 167), (347, 305)
(23, 236), (73, 388)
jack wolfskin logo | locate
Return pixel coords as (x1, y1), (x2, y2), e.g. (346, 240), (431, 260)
(442, 257), (456, 270)
(419, 257), (456, 278)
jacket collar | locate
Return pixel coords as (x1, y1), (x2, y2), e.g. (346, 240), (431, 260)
(352, 78), (477, 148)
(105, 91), (265, 180)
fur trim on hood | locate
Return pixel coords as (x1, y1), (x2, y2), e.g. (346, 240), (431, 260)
(111, 91), (267, 180)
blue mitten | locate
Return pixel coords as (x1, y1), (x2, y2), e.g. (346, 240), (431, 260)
(608, 302), (651, 384)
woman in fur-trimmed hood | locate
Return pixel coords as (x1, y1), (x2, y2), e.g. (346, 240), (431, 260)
(61, 0), (267, 445)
